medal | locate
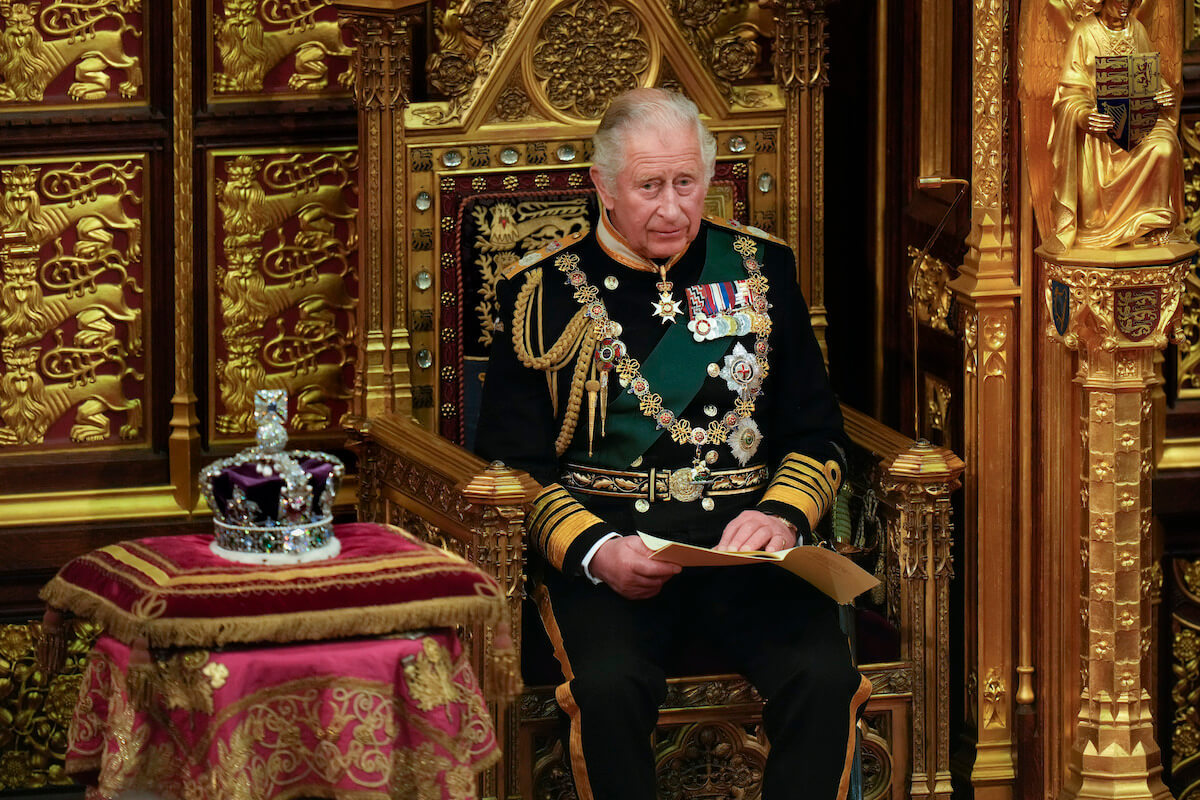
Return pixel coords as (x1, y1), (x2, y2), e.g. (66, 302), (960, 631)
(651, 271), (682, 324)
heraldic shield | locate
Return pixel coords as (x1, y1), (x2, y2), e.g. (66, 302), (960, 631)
(1114, 287), (1162, 342)
(1096, 53), (1160, 151)
(1051, 280), (1071, 336)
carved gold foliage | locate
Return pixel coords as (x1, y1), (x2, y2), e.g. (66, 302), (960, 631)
(213, 150), (358, 435)
(0, 0), (143, 108)
(972, 0), (1004, 211)
(0, 158), (146, 450)
(211, 0), (353, 96)
(0, 619), (100, 791)
(923, 373), (952, 447)
(426, 0), (512, 97)
(531, 0), (651, 120)
(981, 668), (1007, 729)
(669, 0), (771, 107)
(906, 245), (955, 333)
(493, 81), (531, 121)
(469, 199), (590, 349)
(1182, 119), (1200, 239)
(1174, 618), (1200, 768)
(1178, 271), (1200, 398)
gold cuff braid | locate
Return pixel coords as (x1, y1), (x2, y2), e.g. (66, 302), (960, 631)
(761, 453), (843, 531)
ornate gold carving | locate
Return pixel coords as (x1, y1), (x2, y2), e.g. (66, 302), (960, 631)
(981, 668), (1007, 729)
(1177, 271), (1200, 398)
(906, 245), (954, 333)
(972, 0), (1003, 211)
(923, 373), (952, 447)
(655, 721), (768, 798)
(0, 619), (100, 791)
(0, 0), (143, 106)
(493, 80), (531, 122)
(470, 199), (590, 349)
(0, 159), (146, 449)
(668, 1), (771, 107)
(213, 151), (357, 435)
(530, 0), (651, 120)
(212, 0), (353, 95)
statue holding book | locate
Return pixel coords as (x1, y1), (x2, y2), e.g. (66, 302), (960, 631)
(1020, 0), (1187, 253)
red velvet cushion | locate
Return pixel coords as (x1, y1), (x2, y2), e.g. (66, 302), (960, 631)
(40, 523), (503, 648)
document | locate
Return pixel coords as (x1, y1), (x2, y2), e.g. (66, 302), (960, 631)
(638, 532), (880, 605)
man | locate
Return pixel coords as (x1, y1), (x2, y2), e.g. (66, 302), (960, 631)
(476, 88), (869, 799)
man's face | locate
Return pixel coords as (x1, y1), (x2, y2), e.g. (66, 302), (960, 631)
(1100, 0), (1136, 24)
(592, 124), (707, 260)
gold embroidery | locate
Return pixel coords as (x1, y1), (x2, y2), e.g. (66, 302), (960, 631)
(404, 638), (459, 715)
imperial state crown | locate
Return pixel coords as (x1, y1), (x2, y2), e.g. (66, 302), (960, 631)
(199, 390), (344, 564)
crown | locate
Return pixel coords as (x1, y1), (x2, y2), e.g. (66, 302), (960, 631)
(199, 389), (345, 564)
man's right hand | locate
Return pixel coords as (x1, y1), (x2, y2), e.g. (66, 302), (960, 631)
(588, 535), (681, 600)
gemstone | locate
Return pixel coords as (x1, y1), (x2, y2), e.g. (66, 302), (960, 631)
(442, 150), (463, 167)
(728, 136), (748, 153)
(414, 270), (433, 290)
(414, 191), (432, 211)
(757, 172), (774, 193)
(500, 148), (520, 165)
(416, 349), (433, 369)
(557, 144), (576, 162)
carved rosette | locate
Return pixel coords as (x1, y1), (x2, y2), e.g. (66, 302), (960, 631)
(210, 0), (354, 99)
(210, 149), (358, 438)
(0, 157), (148, 452)
(0, 0), (145, 111)
(529, 0), (653, 120)
(1042, 246), (1195, 800)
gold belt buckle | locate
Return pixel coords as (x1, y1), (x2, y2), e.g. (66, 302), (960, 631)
(668, 468), (703, 502)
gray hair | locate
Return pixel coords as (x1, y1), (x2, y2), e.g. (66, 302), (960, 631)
(590, 89), (717, 194)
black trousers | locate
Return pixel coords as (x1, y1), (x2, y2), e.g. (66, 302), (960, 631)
(534, 563), (871, 800)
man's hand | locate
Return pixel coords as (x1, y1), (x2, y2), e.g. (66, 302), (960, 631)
(589, 535), (681, 600)
(715, 510), (797, 553)
(1156, 87), (1176, 110)
(1084, 112), (1115, 136)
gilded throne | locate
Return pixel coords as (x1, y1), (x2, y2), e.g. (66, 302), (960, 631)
(332, 1), (961, 798)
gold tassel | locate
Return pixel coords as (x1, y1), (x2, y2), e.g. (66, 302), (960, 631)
(586, 379), (600, 457)
(599, 371), (608, 438)
(486, 619), (522, 701)
(37, 607), (68, 674)
(126, 635), (155, 709)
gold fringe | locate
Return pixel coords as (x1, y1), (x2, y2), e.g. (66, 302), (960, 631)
(39, 578), (503, 650)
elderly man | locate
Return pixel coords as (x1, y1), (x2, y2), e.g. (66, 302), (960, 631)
(476, 88), (868, 799)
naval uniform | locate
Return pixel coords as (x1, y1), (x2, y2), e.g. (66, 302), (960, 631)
(476, 210), (871, 800)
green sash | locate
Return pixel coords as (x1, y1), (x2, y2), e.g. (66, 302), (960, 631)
(576, 226), (761, 468)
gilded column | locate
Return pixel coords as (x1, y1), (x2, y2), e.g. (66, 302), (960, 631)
(948, 0), (1018, 795)
(885, 441), (964, 800)
(335, 0), (422, 418)
(771, 0), (830, 360)
(1044, 244), (1193, 800)
(170, 0), (200, 511)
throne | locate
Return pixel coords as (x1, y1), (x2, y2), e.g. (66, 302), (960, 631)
(333, 2), (961, 797)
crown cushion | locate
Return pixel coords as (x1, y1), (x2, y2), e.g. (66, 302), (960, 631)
(40, 523), (503, 649)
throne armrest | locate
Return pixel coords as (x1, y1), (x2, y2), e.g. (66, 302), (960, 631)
(344, 412), (540, 653)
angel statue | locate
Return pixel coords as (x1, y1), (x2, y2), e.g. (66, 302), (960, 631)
(1020, 0), (1187, 254)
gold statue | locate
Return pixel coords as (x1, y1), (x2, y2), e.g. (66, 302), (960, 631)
(1020, 0), (1186, 253)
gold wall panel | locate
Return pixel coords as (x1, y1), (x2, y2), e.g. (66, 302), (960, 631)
(1178, 271), (1200, 400)
(207, 0), (353, 102)
(0, 619), (100, 791)
(665, 0), (776, 109)
(0, 0), (145, 112)
(207, 146), (358, 440)
(0, 155), (149, 454)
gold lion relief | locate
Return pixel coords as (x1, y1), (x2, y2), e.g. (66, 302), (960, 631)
(0, 0), (143, 106)
(0, 157), (145, 451)
(213, 150), (357, 436)
(213, 0), (353, 95)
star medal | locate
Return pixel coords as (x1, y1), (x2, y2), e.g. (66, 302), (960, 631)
(651, 278), (682, 324)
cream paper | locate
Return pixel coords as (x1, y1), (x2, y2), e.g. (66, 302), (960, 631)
(638, 532), (880, 605)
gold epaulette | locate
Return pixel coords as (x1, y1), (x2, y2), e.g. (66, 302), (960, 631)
(703, 215), (787, 246)
(502, 230), (587, 281)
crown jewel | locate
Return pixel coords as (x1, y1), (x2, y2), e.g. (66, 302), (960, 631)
(199, 390), (345, 564)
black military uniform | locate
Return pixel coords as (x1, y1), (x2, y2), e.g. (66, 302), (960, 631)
(476, 211), (870, 800)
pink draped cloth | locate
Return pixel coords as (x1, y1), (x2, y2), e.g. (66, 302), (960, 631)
(67, 632), (498, 800)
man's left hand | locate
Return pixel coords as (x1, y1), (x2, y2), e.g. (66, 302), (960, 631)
(715, 510), (796, 553)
